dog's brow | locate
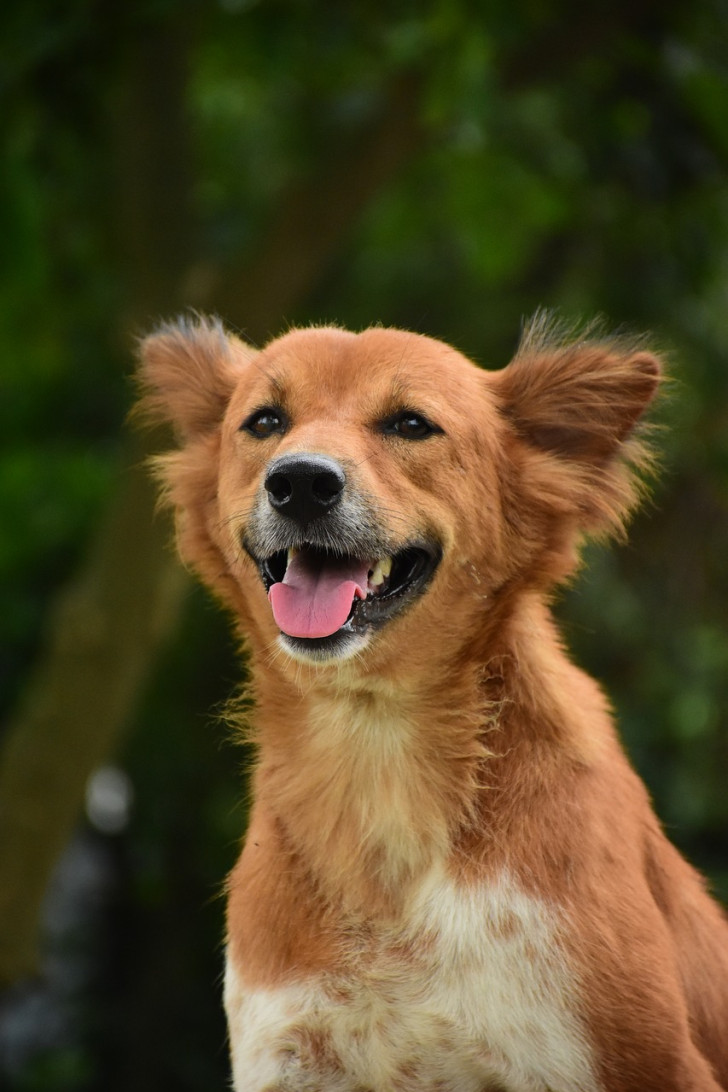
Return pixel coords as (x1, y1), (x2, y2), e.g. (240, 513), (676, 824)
(387, 375), (430, 407)
(255, 366), (287, 402)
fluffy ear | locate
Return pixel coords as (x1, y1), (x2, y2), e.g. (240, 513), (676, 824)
(136, 313), (256, 436)
(492, 316), (663, 540)
(496, 317), (661, 464)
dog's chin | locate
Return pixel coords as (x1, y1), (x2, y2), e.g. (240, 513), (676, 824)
(277, 627), (372, 665)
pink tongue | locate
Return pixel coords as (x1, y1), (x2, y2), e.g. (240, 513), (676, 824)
(268, 553), (369, 639)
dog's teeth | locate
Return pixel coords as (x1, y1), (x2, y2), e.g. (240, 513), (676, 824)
(369, 556), (393, 588)
(287, 547), (298, 563)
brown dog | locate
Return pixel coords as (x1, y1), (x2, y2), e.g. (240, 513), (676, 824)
(138, 316), (728, 1091)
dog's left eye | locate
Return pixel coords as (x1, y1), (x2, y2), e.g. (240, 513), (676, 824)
(382, 411), (442, 440)
(241, 407), (288, 438)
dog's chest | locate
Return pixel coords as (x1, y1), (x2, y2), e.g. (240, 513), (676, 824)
(225, 869), (599, 1091)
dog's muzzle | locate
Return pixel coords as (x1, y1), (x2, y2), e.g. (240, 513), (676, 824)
(243, 453), (441, 660)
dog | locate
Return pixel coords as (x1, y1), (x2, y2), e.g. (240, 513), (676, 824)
(138, 315), (728, 1091)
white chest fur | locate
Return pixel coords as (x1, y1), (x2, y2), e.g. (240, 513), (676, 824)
(225, 869), (599, 1091)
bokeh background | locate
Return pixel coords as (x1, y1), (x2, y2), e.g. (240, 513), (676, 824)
(2, 2), (727, 1089)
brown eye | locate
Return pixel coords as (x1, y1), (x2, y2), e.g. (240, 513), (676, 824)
(382, 410), (442, 440)
(241, 407), (287, 438)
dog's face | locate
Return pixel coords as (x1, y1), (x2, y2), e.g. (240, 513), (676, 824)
(216, 327), (509, 663)
(139, 318), (660, 671)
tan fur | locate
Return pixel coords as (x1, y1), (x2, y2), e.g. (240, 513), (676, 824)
(138, 316), (728, 1091)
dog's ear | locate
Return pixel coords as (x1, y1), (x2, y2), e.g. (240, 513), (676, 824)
(495, 318), (661, 466)
(491, 316), (663, 542)
(136, 314), (255, 437)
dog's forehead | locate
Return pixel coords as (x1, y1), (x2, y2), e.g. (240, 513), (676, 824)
(249, 326), (486, 411)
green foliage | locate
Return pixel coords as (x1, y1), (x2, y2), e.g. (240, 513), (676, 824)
(2, 0), (728, 1087)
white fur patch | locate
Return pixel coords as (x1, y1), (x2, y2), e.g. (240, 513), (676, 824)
(224, 869), (599, 1091)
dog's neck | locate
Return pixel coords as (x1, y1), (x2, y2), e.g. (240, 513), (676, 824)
(248, 593), (607, 916)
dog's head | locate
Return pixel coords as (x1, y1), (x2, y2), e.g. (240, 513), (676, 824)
(137, 316), (660, 670)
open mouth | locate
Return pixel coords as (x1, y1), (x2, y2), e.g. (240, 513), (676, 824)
(257, 543), (440, 645)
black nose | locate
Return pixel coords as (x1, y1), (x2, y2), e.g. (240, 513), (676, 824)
(264, 454), (346, 526)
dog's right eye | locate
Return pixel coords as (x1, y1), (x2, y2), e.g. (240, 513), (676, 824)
(381, 410), (443, 440)
(241, 407), (288, 438)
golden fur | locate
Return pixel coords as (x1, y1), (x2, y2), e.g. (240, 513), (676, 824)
(138, 316), (728, 1090)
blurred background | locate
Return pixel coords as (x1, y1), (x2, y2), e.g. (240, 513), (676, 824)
(1, 1), (727, 1088)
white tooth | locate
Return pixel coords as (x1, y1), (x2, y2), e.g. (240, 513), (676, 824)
(287, 547), (298, 563)
(369, 556), (393, 587)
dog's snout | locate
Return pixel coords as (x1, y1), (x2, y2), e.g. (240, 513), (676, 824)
(264, 454), (346, 525)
